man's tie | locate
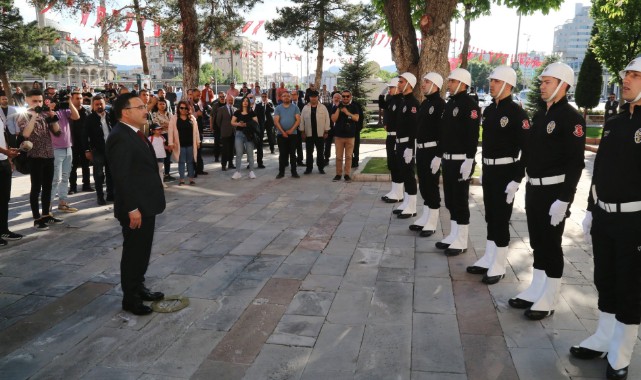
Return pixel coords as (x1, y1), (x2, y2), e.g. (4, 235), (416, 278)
(227, 105), (232, 115)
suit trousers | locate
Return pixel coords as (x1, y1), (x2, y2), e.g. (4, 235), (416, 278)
(482, 163), (516, 247)
(0, 160), (11, 232)
(277, 134), (297, 174)
(324, 130), (333, 161)
(92, 151), (113, 198)
(386, 135), (402, 183)
(119, 215), (155, 301)
(592, 207), (641, 324)
(525, 183), (566, 278)
(221, 136), (235, 168)
(70, 145), (91, 190)
(305, 136), (325, 170)
(442, 158), (472, 225)
(416, 147), (440, 209)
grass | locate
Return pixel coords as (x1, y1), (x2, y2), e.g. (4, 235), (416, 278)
(360, 126), (387, 140)
(586, 126), (602, 139)
(361, 157), (481, 177)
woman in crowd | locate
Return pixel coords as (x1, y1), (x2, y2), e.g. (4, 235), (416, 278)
(168, 100), (200, 185)
(230, 96), (258, 179)
(151, 99), (173, 179)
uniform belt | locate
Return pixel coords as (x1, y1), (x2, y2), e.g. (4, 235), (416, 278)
(483, 157), (518, 165)
(443, 153), (466, 160)
(387, 131), (397, 136)
(597, 200), (641, 213)
(527, 174), (565, 186)
(396, 137), (409, 143)
(416, 142), (437, 149)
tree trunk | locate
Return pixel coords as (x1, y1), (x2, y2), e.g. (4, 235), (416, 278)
(383, 0), (420, 75)
(133, 0), (149, 75)
(314, 7), (325, 88)
(178, 0), (199, 89)
(418, 0), (458, 96)
(460, 5), (471, 69)
(0, 70), (10, 99)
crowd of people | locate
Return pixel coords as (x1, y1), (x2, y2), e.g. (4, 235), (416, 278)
(379, 60), (640, 380)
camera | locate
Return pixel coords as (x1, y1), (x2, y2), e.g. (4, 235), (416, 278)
(339, 103), (346, 109)
(34, 105), (51, 113)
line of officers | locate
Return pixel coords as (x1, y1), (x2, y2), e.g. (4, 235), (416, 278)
(380, 59), (641, 380)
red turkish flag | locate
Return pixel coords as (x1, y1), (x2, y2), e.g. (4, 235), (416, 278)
(93, 5), (106, 26)
(80, 12), (90, 26)
(40, 2), (54, 14)
(241, 21), (253, 33)
(124, 13), (134, 32)
(154, 24), (161, 37)
(252, 20), (264, 35)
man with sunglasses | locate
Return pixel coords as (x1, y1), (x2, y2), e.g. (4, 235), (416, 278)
(330, 90), (360, 182)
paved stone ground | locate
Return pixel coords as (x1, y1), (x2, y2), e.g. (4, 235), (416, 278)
(1, 145), (640, 380)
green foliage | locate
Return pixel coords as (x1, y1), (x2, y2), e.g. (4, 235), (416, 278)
(226, 69), (242, 84)
(0, 0), (68, 88)
(575, 26), (603, 111)
(467, 59), (493, 92)
(199, 63), (224, 85)
(338, 30), (371, 104)
(378, 69), (398, 83)
(526, 55), (560, 115)
(591, 0), (641, 84)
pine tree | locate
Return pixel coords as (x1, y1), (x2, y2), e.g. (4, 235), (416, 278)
(526, 55), (560, 115)
(575, 26), (603, 114)
(338, 30), (373, 108)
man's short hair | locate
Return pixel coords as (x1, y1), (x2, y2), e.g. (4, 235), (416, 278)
(0, 91), (5, 97)
(139, 89), (149, 95)
(71, 90), (82, 96)
(113, 93), (137, 121)
(27, 89), (43, 97)
(92, 94), (104, 102)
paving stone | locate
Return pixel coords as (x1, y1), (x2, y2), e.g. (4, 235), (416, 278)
(380, 253), (414, 269)
(322, 237), (358, 256)
(412, 313), (465, 374)
(184, 255), (254, 299)
(415, 251), (451, 278)
(209, 303), (286, 364)
(273, 263), (312, 280)
(269, 314), (325, 340)
(510, 347), (568, 380)
(286, 291), (334, 317)
(411, 372), (467, 380)
(261, 229), (308, 256)
(496, 307), (555, 349)
(255, 278), (301, 306)
(326, 290), (373, 324)
(355, 323), (411, 380)
(460, 334), (518, 380)
(453, 280), (503, 336)
(283, 249), (321, 266)
(221, 277), (268, 298)
(301, 370), (355, 380)
(198, 296), (253, 332)
(310, 253), (351, 276)
(228, 228), (283, 255)
(368, 281), (413, 325)
(339, 266), (379, 292)
(377, 267), (414, 282)
(243, 344), (312, 380)
(414, 277), (456, 315)
(301, 274), (342, 293)
(303, 323), (365, 373)
(80, 366), (142, 379)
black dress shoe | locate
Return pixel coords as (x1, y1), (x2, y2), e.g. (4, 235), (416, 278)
(384, 197), (403, 203)
(68, 189), (76, 195)
(82, 185), (95, 192)
(304, 169), (312, 174)
(318, 168), (325, 174)
(291, 172), (300, 178)
(97, 196), (106, 206)
(139, 288), (164, 302)
(607, 363), (628, 380)
(392, 209), (403, 215)
(229, 165), (236, 169)
(276, 173), (285, 179)
(258, 164), (266, 169)
(106, 195), (114, 202)
(222, 167), (227, 171)
(569, 346), (606, 360)
(419, 229), (435, 237)
(409, 224), (423, 231)
(482, 273), (505, 285)
(397, 212), (416, 219)
(297, 160), (304, 166)
(122, 302), (153, 315)
(197, 171), (209, 175)
(435, 241), (450, 249)
(445, 247), (467, 256)
(467, 266), (489, 275)
(508, 297), (534, 309)
(524, 308), (554, 320)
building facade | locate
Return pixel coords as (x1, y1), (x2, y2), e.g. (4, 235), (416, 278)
(144, 36), (183, 81)
(211, 36), (263, 84)
(553, 3), (593, 73)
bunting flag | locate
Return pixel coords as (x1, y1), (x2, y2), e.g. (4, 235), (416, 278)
(112, 9), (119, 17)
(80, 11), (90, 26)
(371, 32), (379, 47)
(66, 0), (74, 5)
(252, 21), (265, 35)
(241, 21), (253, 33)
(40, 2), (55, 13)
(377, 34), (385, 45)
(154, 23), (161, 38)
(124, 13), (134, 32)
(93, 5), (106, 26)
(383, 36), (392, 48)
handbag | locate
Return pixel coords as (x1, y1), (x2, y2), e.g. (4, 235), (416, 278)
(13, 134), (30, 175)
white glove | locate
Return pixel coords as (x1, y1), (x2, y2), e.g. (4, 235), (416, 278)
(459, 158), (474, 180)
(430, 156), (441, 174)
(582, 211), (592, 244)
(479, 173), (482, 185)
(403, 148), (413, 164)
(505, 181), (520, 204)
(549, 200), (569, 226)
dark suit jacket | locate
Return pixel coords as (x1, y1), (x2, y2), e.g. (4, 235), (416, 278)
(105, 122), (166, 220)
(84, 111), (111, 154)
(254, 102), (274, 128)
(216, 104), (235, 138)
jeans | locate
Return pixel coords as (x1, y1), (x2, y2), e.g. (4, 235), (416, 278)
(234, 130), (254, 171)
(51, 147), (72, 203)
(334, 137), (354, 176)
(178, 146), (195, 179)
(28, 157), (54, 219)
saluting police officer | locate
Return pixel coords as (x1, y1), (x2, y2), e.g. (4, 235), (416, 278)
(569, 59), (641, 380)
(508, 62), (585, 320)
(466, 66), (529, 285)
(432, 68), (480, 256)
(391, 72), (421, 219)
(409, 72), (445, 237)
(380, 78), (404, 203)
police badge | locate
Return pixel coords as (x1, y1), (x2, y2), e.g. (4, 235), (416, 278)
(603, 130), (610, 138)
(392, 104), (396, 111)
(635, 128), (641, 144)
(500, 116), (509, 128)
(403, 106), (407, 113)
(429, 106), (434, 114)
(546, 121), (556, 134)
(453, 107), (459, 117)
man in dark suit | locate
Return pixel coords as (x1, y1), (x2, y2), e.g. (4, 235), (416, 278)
(106, 93), (166, 316)
(604, 92), (619, 121)
(253, 93), (273, 168)
(84, 95), (114, 205)
(210, 91), (226, 162)
(215, 94), (236, 171)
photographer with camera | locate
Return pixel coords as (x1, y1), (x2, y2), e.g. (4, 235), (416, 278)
(330, 90), (360, 182)
(16, 89), (63, 230)
(50, 90), (81, 213)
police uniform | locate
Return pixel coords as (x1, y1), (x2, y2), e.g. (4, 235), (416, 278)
(410, 91), (445, 233)
(381, 93), (404, 202)
(393, 92), (420, 218)
(436, 90), (480, 251)
(476, 96), (529, 282)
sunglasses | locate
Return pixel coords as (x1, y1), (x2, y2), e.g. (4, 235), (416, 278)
(342, 95), (351, 98)
(179, 106), (189, 110)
